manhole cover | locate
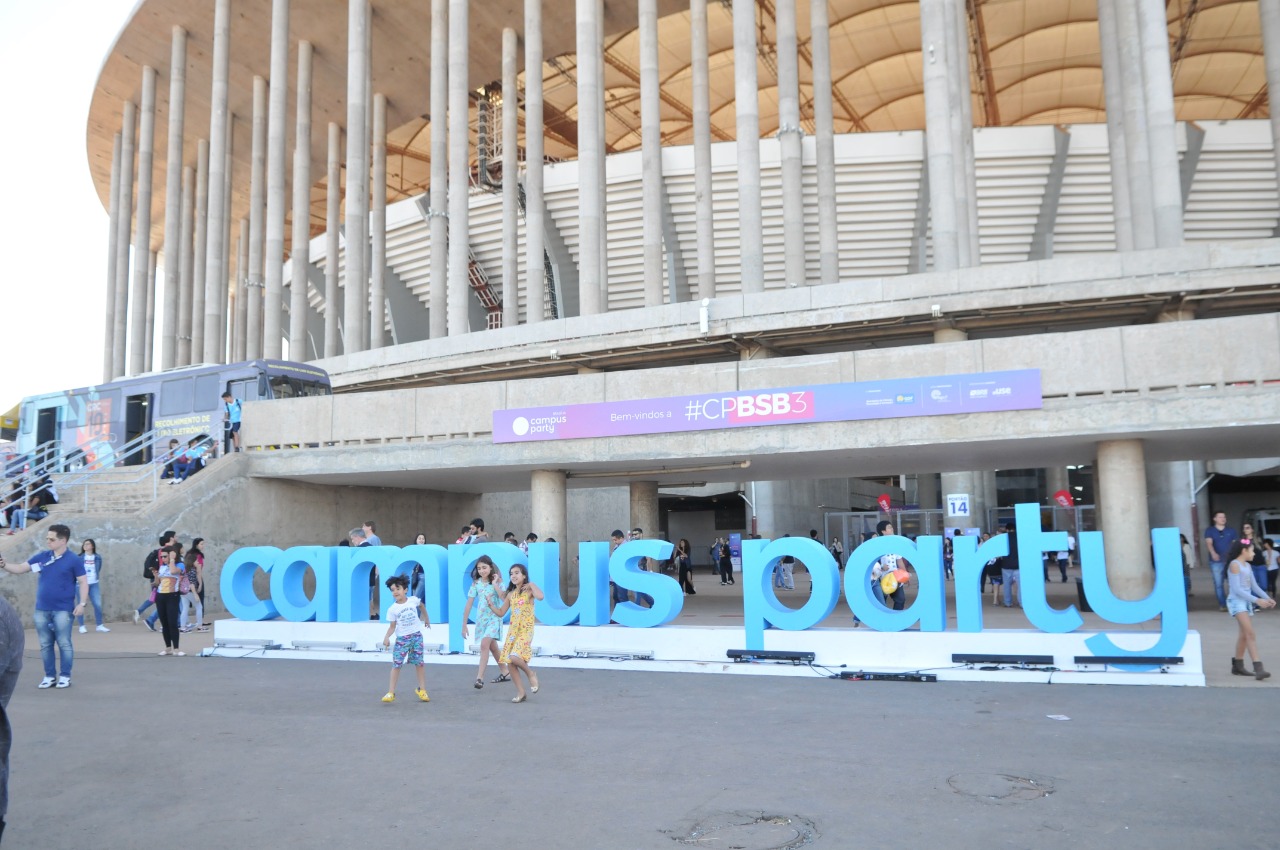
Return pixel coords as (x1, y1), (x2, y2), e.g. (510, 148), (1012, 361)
(675, 812), (816, 849)
(947, 773), (1054, 802)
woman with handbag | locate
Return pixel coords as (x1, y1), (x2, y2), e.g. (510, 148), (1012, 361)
(154, 544), (186, 656)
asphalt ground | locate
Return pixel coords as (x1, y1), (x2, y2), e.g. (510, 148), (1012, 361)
(4, 564), (1275, 849)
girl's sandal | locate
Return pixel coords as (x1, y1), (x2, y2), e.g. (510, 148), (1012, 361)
(473, 678), (484, 689)
(511, 694), (526, 703)
(492, 673), (511, 683)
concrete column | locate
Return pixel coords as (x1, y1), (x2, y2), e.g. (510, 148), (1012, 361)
(220, 114), (236, 361)
(104, 132), (122, 382)
(429, 0), (449, 338)
(290, 41), (313, 359)
(247, 75), (268, 359)
(234, 217), (249, 361)
(776, 0), (805, 287)
(920, 0), (959, 272)
(501, 28), (519, 327)
(177, 164), (195, 366)
(1096, 439), (1154, 598)
(1145, 461), (1201, 558)
(639, 0), (664, 305)
(1111, 0), (1155, 249)
(941, 470), (978, 529)
(732, 0), (764, 293)
(595, 0), (607, 307)
(191, 139), (209, 362)
(325, 122), (342, 357)
(203, 0), (232, 364)
(1096, 0), (1134, 251)
(145, 251), (158, 371)
(1261, 0), (1280, 190)
(1045, 465), (1071, 503)
(810, 0), (838, 285)
(345, 0), (371, 352)
(129, 67), (157, 376)
(1135, 0), (1184, 248)
(524, 0), (546, 323)
(691, 0), (715, 300)
(575, 0), (602, 315)
(370, 92), (388, 347)
(629, 481), (660, 545)
(947, 0), (978, 266)
(531, 470), (568, 588)
(113, 104), (136, 380)
(263, 0), (291, 360)
(447, 0), (471, 335)
(160, 27), (187, 370)
(916, 471), (940, 511)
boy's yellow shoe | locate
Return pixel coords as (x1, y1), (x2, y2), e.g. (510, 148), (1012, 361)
(381, 692), (395, 703)
(415, 687), (430, 702)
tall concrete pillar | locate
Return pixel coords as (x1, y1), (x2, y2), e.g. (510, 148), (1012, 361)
(290, 41), (313, 359)
(947, 0), (979, 266)
(145, 251), (158, 371)
(104, 132), (122, 382)
(370, 92), (388, 347)
(429, 0), (449, 338)
(1135, 0), (1184, 249)
(177, 165), (195, 366)
(1096, 0), (1134, 251)
(160, 27), (187, 370)
(447, 0), (471, 335)
(595, 0), (607, 307)
(920, 0), (959, 272)
(1096, 439), (1154, 598)
(630, 481), (660, 545)
(916, 471), (940, 511)
(575, 0), (603, 315)
(325, 122), (342, 357)
(776, 0), (805, 287)
(691, 0), (715, 300)
(220, 114), (236, 361)
(247, 75), (268, 359)
(501, 28), (519, 328)
(524, 0), (546, 323)
(1111, 0), (1155, 249)
(203, 0), (232, 364)
(531, 470), (568, 588)
(191, 138), (209, 362)
(113, 103), (136, 380)
(234, 217), (250, 361)
(129, 66), (158, 376)
(935, 325), (984, 529)
(810, 0), (838, 285)
(345, 0), (371, 352)
(1261, 0), (1280, 187)
(263, 0), (291, 360)
(1045, 466), (1071, 504)
(639, 0), (664, 305)
(732, 0), (764, 293)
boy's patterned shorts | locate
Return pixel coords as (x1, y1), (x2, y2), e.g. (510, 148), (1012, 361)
(392, 632), (424, 668)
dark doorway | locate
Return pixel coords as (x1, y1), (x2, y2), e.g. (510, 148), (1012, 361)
(124, 395), (152, 465)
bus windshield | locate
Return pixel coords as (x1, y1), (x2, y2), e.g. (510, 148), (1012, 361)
(268, 376), (331, 400)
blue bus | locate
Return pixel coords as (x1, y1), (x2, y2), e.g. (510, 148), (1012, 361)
(14, 360), (331, 471)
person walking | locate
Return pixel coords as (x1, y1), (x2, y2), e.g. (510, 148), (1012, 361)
(134, 531), (175, 631)
(0, 594), (24, 842)
(179, 539), (206, 633)
(675, 539), (695, 595)
(0, 524), (88, 688)
(154, 544), (186, 656)
(1226, 539), (1276, 680)
(76, 539), (109, 633)
(718, 539), (735, 586)
(496, 565), (543, 703)
(1204, 511), (1238, 613)
(461, 555), (508, 688)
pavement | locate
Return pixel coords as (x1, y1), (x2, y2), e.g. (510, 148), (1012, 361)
(4, 564), (1275, 848)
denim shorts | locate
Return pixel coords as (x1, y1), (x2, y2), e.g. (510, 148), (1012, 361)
(1227, 597), (1253, 617)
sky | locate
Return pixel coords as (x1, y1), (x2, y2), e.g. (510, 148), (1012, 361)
(0, 0), (139, 406)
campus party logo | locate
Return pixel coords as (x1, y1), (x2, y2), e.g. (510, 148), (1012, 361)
(221, 504), (1187, 661)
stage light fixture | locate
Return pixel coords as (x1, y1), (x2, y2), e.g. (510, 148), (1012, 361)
(290, 640), (357, 652)
(1072, 656), (1183, 667)
(213, 638), (282, 650)
(574, 647), (655, 660)
(952, 653), (1055, 666)
(726, 649), (815, 665)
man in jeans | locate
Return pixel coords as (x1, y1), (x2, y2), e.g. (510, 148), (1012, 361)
(0, 523), (89, 689)
(1204, 511), (1238, 613)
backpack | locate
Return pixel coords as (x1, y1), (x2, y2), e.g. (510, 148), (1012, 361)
(143, 548), (159, 580)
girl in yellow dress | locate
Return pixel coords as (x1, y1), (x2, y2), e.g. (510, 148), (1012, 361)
(497, 564), (543, 703)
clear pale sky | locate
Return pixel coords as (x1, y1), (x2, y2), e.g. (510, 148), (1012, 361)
(0, 0), (140, 406)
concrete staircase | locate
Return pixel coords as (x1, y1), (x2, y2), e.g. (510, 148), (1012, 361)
(52, 465), (164, 515)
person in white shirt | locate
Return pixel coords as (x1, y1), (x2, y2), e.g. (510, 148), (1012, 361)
(76, 539), (110, 634)
(379, 575), (430, 704)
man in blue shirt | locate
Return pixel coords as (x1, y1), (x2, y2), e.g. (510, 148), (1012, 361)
(0, 523), (88, 688)
(1204, 511), (1238, 612)
(221, 391), (243, 453)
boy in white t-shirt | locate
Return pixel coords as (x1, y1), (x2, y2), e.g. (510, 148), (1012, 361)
(380, 575), (430, 704)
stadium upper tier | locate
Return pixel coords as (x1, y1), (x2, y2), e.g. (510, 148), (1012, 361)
(87, 0), (1268, 256)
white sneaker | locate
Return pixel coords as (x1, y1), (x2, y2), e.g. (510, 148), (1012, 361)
(133, 610), (140, 625)
(78, 625), (87, 634)
(96, 625), (110, 632)
(55, 676), (71, 689)
(38, 676), (55, 689)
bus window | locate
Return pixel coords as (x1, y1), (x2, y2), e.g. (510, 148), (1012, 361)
(194, 374), (220, 408)
(159, 378), (194, 416)
(226, 379), (259, 404)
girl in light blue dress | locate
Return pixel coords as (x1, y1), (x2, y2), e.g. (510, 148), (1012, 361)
(461, 555), (507, 689)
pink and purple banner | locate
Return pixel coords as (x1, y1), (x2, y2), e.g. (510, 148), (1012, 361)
(492, 369), (1041, 444)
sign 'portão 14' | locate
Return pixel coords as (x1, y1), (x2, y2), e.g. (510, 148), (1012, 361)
(221, 505), (1187, 662)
